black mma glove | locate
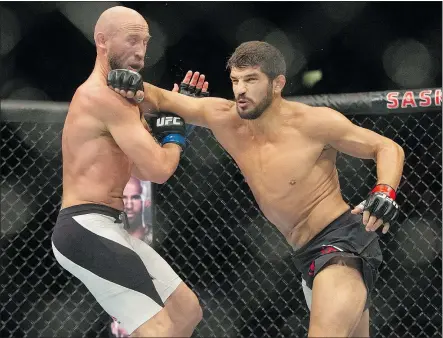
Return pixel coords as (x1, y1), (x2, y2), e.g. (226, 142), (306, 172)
(357, 184), (400, 234)
(179, 82), (210, 98)
(177, 79), (210, 136)
(150, 113), (187, 151)
(107, 69), (144, 103)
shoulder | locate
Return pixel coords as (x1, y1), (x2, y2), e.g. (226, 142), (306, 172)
(279, 100), (312, 128)
(284, 101), (346, 132)
(284, 100), (335, 119)
(72, 81), (139, 122)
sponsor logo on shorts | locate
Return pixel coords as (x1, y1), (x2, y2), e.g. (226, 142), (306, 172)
(308, 261), (315, 276)
(320, 245), (343, 255)
(308, 245), (344, 277)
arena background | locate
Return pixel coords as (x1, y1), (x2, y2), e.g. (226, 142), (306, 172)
(1, 2), (442, 338)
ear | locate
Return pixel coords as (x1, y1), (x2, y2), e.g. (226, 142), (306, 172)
(94, 32), (107, 50)
(273, 75), (286, 94)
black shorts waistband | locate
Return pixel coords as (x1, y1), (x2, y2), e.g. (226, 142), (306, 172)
(295, 208), (355, 253)
(58, 203), (123, 220)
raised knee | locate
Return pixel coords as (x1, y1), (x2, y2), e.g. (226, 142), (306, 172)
(187, 290), (203, 323)
(166, 283), (203, 329)
(131, 309), (174, 337)
(195, 302), (203, 323)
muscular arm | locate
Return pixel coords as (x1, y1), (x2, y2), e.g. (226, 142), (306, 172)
(99, 92), (181, 184)
(139, 82), (234, 128)
(310, 107), (405, 190)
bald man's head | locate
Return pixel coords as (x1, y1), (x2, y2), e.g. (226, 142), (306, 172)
(94, 6), (150, 72)
(123, 176), (144, 223)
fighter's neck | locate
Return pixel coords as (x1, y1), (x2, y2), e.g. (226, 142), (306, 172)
(92, 56), (110, 81)
(246, 97), (284, 137)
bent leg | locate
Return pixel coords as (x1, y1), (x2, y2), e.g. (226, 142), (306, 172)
(52, 209), (200, 338)
(351, 309), (370, 337)
(163, 282), (203, 336)
(130, 309), (174, 337)
(129, 237), (202, 337)
(308, 257), (367, 337)
(131, 282), (202, 337)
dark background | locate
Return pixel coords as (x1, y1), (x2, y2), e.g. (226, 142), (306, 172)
(0, 2), (441, 100)
(1, 2), (442, 338)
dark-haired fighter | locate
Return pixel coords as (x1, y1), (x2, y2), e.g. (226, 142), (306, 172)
(110, 41), (404, 337)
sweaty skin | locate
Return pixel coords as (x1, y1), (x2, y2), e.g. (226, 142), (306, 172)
(206, 101), (350, 248)
(137, 71), (403, 248)
(62, 6), (179, 211)
(61, 80), (133, 210)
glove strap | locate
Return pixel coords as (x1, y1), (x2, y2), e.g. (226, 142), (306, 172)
(161, 134), (186, 150)
(371, 184), (396, 200)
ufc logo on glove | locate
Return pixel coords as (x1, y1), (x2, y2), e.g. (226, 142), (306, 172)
(156, 116), (182, 127)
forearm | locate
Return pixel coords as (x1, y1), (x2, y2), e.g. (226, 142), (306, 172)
(141, 82), (210, 127)
(131, 144), (181, 184)
(138, 82), (161, 117)
(131, 165), (146, 181)
(375, 141), (405, 190)
(159, 144), (181, 179)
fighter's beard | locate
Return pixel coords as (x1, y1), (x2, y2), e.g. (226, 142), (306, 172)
(238, 84), (273, 120)
(108, 55), (123, 70)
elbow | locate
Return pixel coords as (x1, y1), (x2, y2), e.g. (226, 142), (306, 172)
(378, 140), (404, 162)
(136, 146), (179, 184)
(152, 149), (179, 184)
(135, 161), (175, 184)
(153, 166), (175, 184)
(391, 141), (405, 163)
(139, 170), (171, 185)
(151, 177), (168, 184)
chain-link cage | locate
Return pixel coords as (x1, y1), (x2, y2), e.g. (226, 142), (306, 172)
(1, 112), (441, 338)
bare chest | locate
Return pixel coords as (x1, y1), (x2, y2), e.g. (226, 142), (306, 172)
(252, 146), (317, 194)
(216, 130), (323, 200)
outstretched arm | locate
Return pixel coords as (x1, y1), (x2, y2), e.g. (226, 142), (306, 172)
(109, 70), (233, 128)
(142, 71), (233, 128)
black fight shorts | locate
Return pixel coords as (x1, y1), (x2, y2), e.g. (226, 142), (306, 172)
(51, 204), (182, 334)
(293, 209), (383, 311)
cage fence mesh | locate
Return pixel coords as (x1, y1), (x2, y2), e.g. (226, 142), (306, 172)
(1, 112), (441, 338)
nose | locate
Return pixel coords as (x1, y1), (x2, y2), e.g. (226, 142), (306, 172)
(126, 199), (133, 208)
(236, 81), (247, 96)
(134, 43), (145, 61)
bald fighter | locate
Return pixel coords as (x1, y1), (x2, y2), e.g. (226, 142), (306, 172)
(110, 41), (404, 337)
(51, 6), (207, 337)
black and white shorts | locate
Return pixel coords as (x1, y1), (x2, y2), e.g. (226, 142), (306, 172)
(51, 204), (182, 335)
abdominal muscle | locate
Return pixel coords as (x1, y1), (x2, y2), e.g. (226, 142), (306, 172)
(247, 162), (350, 249)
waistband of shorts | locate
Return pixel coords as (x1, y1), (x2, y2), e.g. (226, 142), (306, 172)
(58, 203), (123, 220)
(293, 208), (354, 253)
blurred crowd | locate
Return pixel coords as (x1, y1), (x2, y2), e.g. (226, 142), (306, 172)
(0, 2), (441, 103)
